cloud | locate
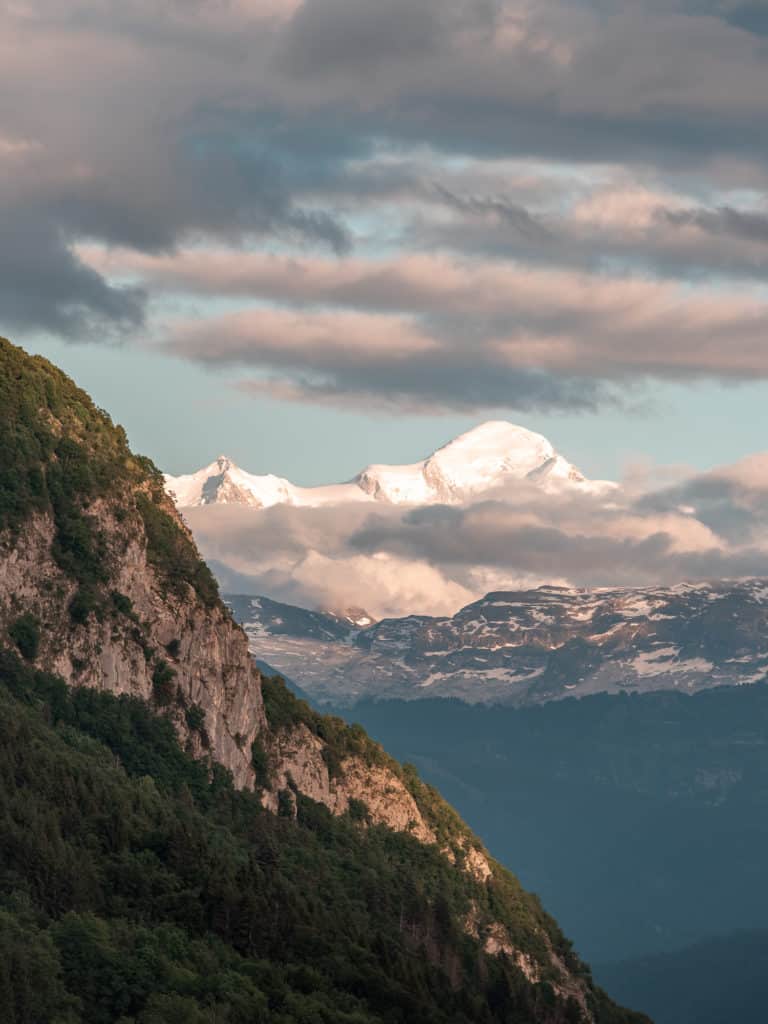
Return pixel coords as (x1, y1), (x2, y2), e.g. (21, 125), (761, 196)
(0, 0), (348, 335)
(78, 247), (768, 409)
(0, 209), (144, 339)
(663, 205), (768, 245)
(8, 0), (768, 415)
(178, 455), (768, 617)
(183, 502), (477, 616)
(636, 453), (768, 546)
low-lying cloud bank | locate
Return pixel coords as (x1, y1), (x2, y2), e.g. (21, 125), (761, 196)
(183, 453), (768, 617)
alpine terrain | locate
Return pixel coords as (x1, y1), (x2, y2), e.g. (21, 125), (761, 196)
(165, 421), (615, 509)
(227, 580), (768, 706)
(0, 336), (647, 1022)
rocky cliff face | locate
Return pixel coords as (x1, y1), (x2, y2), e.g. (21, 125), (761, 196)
(0, 496), (266, 788)
(263, 723), (436, 843)
(1, 498), (597, 1012)
(0, 337), (510, 873)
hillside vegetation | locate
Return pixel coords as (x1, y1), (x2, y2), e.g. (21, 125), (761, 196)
(0, 335), (217, 619)
(0, 650), (647, 1024)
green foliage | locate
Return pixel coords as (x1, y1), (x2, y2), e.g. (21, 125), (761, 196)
(0, 338), (218, 619)
(110, 591), (135, 618)
(250, 739), (270, 791)
(0, 338), (131, 536)
(136, 494), (219, 608)
(0, 649), (647, 1024)
(262, 676), (387, 780)
(151, 659), (176, 707)
(184, 702), (206, 733)
(347, 798), (369, 823)
(8, 613), (40, 661)
(261, 674), (312, 732)
(165, 638), (181, 659)
(277, 788), (295, 818)
(68, 585), (102, 626)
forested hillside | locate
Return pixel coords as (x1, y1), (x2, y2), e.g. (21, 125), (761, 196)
(0, 651), (646, 1023)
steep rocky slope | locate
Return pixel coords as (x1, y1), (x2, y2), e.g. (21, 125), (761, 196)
(0, 338), (264, 787)
(0, 337), (647, 1022)
(228, 581), (768, 706)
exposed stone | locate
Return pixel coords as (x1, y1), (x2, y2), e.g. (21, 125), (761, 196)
(0, 504), (265, 789)
(264, 723), (436, 843)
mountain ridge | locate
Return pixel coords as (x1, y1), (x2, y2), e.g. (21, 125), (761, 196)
(228, 579), (768, 706)
(166, 421), (614, 510)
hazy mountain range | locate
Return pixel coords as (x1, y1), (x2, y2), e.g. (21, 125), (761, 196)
(325, 685), (768, 1024)
(227, 580), (768, 706)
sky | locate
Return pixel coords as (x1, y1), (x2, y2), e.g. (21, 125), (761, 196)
(8, 0), (768, 486)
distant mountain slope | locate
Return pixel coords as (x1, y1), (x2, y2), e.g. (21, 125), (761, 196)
(331, 686), (768, 966)
(0, 337), (644, 1023)
(228, 581), (768, 705)
(166, 421), (613, 509)
(595, 930), (768, 1024)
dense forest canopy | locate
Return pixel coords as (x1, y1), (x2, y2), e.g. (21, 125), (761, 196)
(0, 650), (647, 1024)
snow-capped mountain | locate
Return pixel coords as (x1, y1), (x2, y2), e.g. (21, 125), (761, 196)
(166, 421), (613, 509)
(227, 580), (768, 706)
(165, 456), (295, 509)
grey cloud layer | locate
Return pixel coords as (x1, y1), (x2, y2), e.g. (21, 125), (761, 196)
(84, 248), (768, 408)
(180, 455), (768, 616)
(6, 0), (768, 409)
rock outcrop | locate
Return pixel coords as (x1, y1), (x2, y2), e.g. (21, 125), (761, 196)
(0, 496), (266, 788)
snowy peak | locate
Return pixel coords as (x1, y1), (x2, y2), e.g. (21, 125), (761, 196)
(165, 456), (297, 509)
(357, 421), (598, 504)
(425, 422), (564, 499)
(431, 421), (555, 485)
(166, 421), (611, 509)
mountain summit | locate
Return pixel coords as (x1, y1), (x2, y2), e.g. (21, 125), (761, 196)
(167, 454), (297, 509)
(166, 420), (613, 509)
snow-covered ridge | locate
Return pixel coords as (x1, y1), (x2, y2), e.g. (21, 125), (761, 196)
(165, 422), (614, 509)
(227, 578), (768, 707)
